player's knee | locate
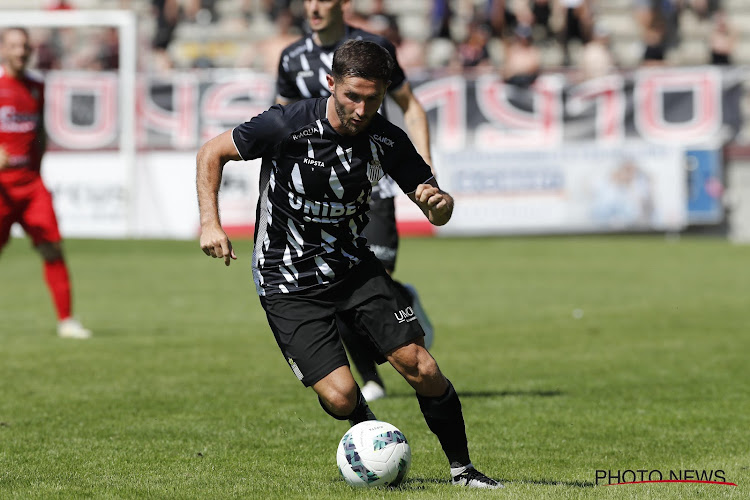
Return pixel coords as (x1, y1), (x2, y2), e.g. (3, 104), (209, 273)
(390, 344), (440, 385)
(321, 388), (357, 417)
(36, 242), (63, 261)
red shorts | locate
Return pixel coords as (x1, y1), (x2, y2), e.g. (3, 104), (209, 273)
(0, 176), (61, 248)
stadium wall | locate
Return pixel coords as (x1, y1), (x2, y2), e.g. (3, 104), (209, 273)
(34, 67), (745, 240)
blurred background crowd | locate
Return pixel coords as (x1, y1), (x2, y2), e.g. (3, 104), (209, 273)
(2, 0), (743, 82)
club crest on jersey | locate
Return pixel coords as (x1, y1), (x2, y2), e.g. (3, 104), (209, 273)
(367, 159), (384, 183)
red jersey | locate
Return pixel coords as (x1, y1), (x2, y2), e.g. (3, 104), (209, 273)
(0, 66), (45, 187)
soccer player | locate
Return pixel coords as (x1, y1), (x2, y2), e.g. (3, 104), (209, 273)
(197, 40), (501, 489)
(0, 28), (91, 339)
(275, 0), (434, 402)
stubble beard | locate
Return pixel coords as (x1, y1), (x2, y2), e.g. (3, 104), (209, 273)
(334, 97), (362, 135)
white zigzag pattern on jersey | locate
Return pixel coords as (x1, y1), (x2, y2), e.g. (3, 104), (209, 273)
(287, 219), (304, 257)
(320, 229), (336, 253)
(297, 54), (312, 98)
(329, 167), (344, 199)
(337, 145), (352, 173)
(315, 255), (335, 279)
(292, 163), (305, 194)
(320, 51), (333, 70)
(308, 139), (315, 158)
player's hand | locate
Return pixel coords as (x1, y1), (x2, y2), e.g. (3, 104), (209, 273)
(414, 183), (453, 226)
(200, 225), (237, 266)
(0, 146), (8, 170)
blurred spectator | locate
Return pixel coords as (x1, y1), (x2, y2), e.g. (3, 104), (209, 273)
(33, 29), (63, 70)
(44, 0), (75, 9)
(686, 0), (721, 19)
(152, 0), (179, 51)
(634, 0), (681, 65)
(555, 0), (594, 66)
(151, 0), (179, 74)
(431, 0), (453, 38)
(257, 0), (307, 31)
(456, 19), (492, 69)
(502, 24), (541, 86)
(185, 0), (217, 25)
(485, 0), (551, 39)
(246, 8), (302, 73)
(709, 9), (735, 65)
(98, 27), (120, 70)
(579, 23), (616, 80)
(365, 10), (426, 73)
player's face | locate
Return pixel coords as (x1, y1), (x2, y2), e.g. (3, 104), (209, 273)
(0, 29), (32, 75)
(329, 75), (388, 136)
(304, 0), (346, 33)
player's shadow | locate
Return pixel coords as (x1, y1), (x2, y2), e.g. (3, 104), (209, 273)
(387, 389), (563, 399)
(394, 476), (595, 489)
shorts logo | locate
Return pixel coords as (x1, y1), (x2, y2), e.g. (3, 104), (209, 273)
(394, 306), (416, 324)
(288, 357), (304, 381)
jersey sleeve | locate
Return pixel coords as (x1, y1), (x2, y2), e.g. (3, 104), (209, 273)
(231, 105), (287, 160)
(276, 54), (301, 101)
(383, 133), (433, 194)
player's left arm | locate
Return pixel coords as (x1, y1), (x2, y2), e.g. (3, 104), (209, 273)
(408, 178), (453, 226)
(389, 82), (434, 173)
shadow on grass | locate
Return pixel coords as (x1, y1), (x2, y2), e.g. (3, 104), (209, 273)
(514, 478), (596, 488)
(332, 476), (594, 490)
(386, 389), (563, 399)
(398, 477), (595, 489)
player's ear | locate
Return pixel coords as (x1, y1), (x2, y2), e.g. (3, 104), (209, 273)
(326, 74), (335, 93)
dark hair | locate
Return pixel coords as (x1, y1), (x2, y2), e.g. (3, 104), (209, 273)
(331, 39), (394, 84)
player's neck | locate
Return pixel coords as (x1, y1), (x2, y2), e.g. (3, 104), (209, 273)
(312, 23), (346, 48)
(1, 63), (23, 79)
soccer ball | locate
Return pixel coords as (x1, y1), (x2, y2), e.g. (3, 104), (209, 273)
(336, 420), (411, 488)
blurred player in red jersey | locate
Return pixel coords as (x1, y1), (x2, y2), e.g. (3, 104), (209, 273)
(0, 27), (91, 339)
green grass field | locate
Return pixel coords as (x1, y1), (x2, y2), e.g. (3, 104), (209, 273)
(1, 235), (748, 499)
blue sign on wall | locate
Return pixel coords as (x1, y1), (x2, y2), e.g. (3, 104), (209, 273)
(686, 148), (724, 225)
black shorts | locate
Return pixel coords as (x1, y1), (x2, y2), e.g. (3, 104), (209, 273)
(259, 257), (424, 387)
(363, 197), (398, 273)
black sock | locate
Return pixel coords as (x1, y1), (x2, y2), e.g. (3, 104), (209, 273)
(318, 386), (377, 424)
(416, 380), (471, 467)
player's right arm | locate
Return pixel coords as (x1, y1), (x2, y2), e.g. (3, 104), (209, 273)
(196, 129), (242, 266)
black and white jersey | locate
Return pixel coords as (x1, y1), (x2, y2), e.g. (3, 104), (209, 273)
(232, 97), (432, 296)
(276, 26), (408, 201)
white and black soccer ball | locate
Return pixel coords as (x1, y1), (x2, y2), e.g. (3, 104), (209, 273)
(336, 420), (411, 488)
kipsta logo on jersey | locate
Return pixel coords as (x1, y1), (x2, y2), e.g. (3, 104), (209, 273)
(394, 307), (416, 324)
(304, 157), (325, 168)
